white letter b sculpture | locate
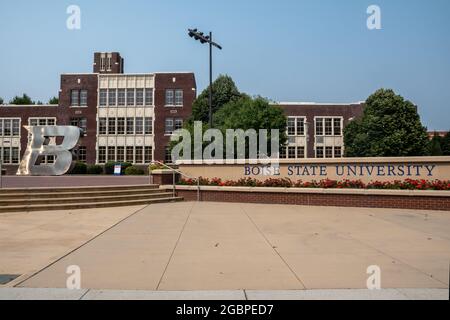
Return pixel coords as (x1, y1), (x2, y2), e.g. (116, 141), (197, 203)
(17, 126), (81, 176)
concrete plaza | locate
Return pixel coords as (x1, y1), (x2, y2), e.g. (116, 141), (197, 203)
(1, 202), (449, 298)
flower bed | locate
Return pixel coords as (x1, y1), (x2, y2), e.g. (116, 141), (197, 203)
(178, 177), (450, 191)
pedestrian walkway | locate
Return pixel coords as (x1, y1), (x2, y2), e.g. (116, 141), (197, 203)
(12, 202), (449, 291)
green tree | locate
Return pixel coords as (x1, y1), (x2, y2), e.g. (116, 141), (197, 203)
(170, 96), (287, 160)
(344, 89), (429, 157)
(428, 134), (443, 156)
(215, 96), (287, 158)
(9, 94), (34, 105)
(49, 96), (59, 104)
(0, 97), (3, 104)
(191, 74), (241, 122)
(441, 132), (450, 156)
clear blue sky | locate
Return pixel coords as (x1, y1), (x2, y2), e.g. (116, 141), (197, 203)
(0, 0), (449, 130)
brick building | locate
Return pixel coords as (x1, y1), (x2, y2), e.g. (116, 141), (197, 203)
(0, 52), (196, 174)
(0, 52), (365, 175)
(277, 102), (365, 159)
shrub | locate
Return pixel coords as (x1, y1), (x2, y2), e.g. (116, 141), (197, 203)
(125, 166), (145, 175)
(86, 164), (103, 175)
(104, 162), (132, 175)
(69, 161), (87, 174)
(177, 177), (450, 191)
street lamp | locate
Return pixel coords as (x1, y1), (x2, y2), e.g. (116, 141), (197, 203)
(188, 28), (222, 128)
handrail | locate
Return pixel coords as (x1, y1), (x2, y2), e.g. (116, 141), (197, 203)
(149, 160), (200, 201)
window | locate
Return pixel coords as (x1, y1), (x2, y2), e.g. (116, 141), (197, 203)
(288, 146), (296, 159)
(71, 90), (79, 106)
(174, 118), (183, 131)
(136, 89), (144, 106)
(107, 54), (112, 71)
(145, 89), (153, 105)
(315, 118), (323, 136)
(100, 55), (106, 71)
(145, 146), (153, 163)
(297, 146), (305, 158)
(108, 118), (116, 135)
(70, 118), (87, 135)
(165, 118), (174, 134)
(99, 89), (107, 106)
(45, 155), (55, 164)
(175, 90), (183, 106)
(296, 118), (305, 135)
(11, 147), (19, 164)
(316, 146), (324, 158)
(118, 89), (126, 106)
(316, 117), (342, 136)
(144, 117), (153, 134)
(108, 89), (117, 106)
(165, 146), (172, 163)
(135, 146), (143, 164)
(108, 146), (115, 162)
(47, 118), (55, 126)
(3, 119), (11, 136)
(325, 146), (333, 158)
(126, 118), (134, 135)
(279, 146), (287, 159)
(0, 119), (20, 136)
(3, 147), (11, 163)
(165, 90), (174, 106)
(78, 146), (87, 162)
(287, 118), (296, 136)
(333, 118), (342, 136)
(334, 146), (342, 158)
(12, 119), (20, 136)
(80, 90), (88, 106)
(98, 146), (106, 164)
(126, 146), (134, 163)
(127, 89), (135, 106)
(325, 118), (333, 136)
(99, 118), (107, 135)
(0, 147), (18, 164)
(117, 146), (125, 162)
(135, 118), (143, 134)
(117, 118), (125, 135)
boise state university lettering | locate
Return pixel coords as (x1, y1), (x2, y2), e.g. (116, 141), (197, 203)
(245, 164), (436, 177)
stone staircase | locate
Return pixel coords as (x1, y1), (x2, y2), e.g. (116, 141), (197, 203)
(0, 185), (182, 213)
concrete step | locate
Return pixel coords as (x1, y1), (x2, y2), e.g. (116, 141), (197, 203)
(0, 184), (159, 194)
(0, 188), (167, 199)
(0, 196), (183, 213)
(0, 192), (175, 206)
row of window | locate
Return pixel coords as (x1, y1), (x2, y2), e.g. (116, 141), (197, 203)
(0, 118), (20, 136)
(287, 117), (343, 136)
(165, 118), (183, 135)
(98, 117), (153, 135)
(70, 90), (88, 107)
(165, 89), (183, 106)
(1, 147), (19, 164)
(280, 146), (306, 159)
(316, 146), (342, 158)
(98, 146), (153, 164)
(316, 118), (342, 136)
(29, 118), (56, 126)
(99, 89), (153, 107)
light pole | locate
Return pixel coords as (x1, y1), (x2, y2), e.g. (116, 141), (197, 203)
(188, 28), (222, 128)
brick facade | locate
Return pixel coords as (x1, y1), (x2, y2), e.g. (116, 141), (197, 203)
(174, 188), (450, 211)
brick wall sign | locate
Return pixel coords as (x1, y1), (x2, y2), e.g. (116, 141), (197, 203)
(177, 157), (450, 183)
